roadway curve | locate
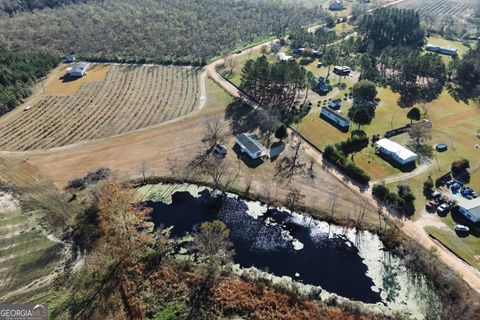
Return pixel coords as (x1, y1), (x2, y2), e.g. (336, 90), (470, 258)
(205, 27), (480, 294)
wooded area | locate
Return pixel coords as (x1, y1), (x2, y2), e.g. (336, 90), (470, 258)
(0, 0), (90, 14)
(0, 49), (58, 115)
(0, 0), (326, 64)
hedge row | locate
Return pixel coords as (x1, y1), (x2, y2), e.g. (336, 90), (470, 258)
(323, 145), (371, 185)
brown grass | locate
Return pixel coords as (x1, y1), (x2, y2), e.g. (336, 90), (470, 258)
(45, 64), (110, 96)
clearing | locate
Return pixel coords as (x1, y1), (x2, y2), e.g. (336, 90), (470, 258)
(0, 64), (199, 151)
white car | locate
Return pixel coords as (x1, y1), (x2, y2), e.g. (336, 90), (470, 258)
(455, 225), (470, 233)
(24, 105), (32, 111)
(436, 203), (449, 214)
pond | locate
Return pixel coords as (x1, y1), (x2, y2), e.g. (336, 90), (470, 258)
(139, 183), (441, 319)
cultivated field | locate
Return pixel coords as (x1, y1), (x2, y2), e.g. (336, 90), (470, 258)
(394, 0), (478, 28)
(0, 64), (199, 151)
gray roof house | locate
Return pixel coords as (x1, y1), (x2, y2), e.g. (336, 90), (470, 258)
(236, 133), (268, 159)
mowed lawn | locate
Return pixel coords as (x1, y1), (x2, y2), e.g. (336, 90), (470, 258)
(424, 207), (480, 270)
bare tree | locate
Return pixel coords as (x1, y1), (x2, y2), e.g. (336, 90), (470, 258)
(256, 108), (280, 146)
(275, 134), (305, 183)
(285, 185), (305, 212)
(202, 114), (226, 150)
(203, 157), (238, 195)
(136, 161), (150, 183)
(409, 122), (432, 146)
(224, 55), (238, 75)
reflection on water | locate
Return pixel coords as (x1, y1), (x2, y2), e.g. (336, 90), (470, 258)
(144, 185), (442, 319)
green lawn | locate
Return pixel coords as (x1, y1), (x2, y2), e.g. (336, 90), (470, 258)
(424, 226), (480, 271)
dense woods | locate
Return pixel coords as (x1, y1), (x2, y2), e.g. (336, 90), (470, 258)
(455, 46), (480, 102)
(0, 0), (326, 64)
(0, 0), (90, 14)
(357, 8), (424, 53)
(0, 49), (58, 115)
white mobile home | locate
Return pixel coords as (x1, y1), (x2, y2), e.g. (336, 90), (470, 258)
(68, 62), (90, 77)
(425, 44), (457, 56)
(374, 139), (417, 165)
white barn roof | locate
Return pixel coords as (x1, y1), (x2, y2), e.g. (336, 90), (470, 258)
(375, 139), (417, 162)
(458, 197), (480, 220)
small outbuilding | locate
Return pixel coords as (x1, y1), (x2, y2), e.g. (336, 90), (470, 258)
(276, 52), (293, 62)
(374, 138), (417, 165)
(328, 99), (341, 110)
(68, 62), (90, 77)
(333, 66), (351, 76)
(458, 198), (480, 224)
(236, 133), (268, 159)
(329, 0), (345, 11)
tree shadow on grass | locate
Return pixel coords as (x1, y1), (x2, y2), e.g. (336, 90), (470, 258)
(232, 144), (264, 169)
(224, 98), (259, 135)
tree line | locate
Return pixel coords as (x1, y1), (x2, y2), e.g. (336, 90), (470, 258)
(0, 49), (59, 115)
(240, 55), (315, 122)
(0, 0), (326, 64)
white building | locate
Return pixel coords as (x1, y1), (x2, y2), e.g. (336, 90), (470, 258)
(458, 198), (480, 224)
(236, 133), (268, 159)
(276, 52), (293, 62)
(329, 0), (345, 11)
(374, 139), (417, 165)
(68, 62), (90, 77)
(425, 44), (457, 56)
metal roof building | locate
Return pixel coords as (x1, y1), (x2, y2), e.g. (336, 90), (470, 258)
(68, 62), (90, 77)
(374, 138), (417, 165)
(236, 133), (268, 159)
(458, 197), (480, 224)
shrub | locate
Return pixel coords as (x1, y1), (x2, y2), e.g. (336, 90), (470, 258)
(323, 144), (371, 184)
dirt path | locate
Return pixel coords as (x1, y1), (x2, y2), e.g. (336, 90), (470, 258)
(372, 162), (431, 184)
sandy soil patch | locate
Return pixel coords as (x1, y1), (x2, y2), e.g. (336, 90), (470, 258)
(45, 64), (110, 96)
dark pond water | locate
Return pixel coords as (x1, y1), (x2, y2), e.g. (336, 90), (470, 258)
(147, 189), (383, 303)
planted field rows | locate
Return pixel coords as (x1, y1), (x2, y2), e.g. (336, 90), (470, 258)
(0, 64), (199, 151)
(394, 0), (477, 20)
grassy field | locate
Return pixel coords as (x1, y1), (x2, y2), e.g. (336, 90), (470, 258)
(0, 64), (199, 151)
(0, 158), (71, 303)
(425, 225), (480, 271)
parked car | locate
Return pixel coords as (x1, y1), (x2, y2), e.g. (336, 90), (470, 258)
(426, 201), (438, 212)
(437, 203), (450, 214)
(23, 105), (32, 111)
(455, 225), (470, 233)
(213, 144), (227, 156)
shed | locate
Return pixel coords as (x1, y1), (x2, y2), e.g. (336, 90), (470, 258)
(68, 62), (90, 77)
(328, 99), (341, 110)
(333, 66), (351, 75)
(374, 138), (417, 165)
(277, 52), (293, 62)
(236, 133), (268, 159)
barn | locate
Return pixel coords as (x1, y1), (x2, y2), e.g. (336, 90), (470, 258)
(68, 62), (90, 77)
(374, 139), (417, 165)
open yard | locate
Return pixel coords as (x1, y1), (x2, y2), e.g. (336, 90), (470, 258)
(0, 64), (199, 151)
